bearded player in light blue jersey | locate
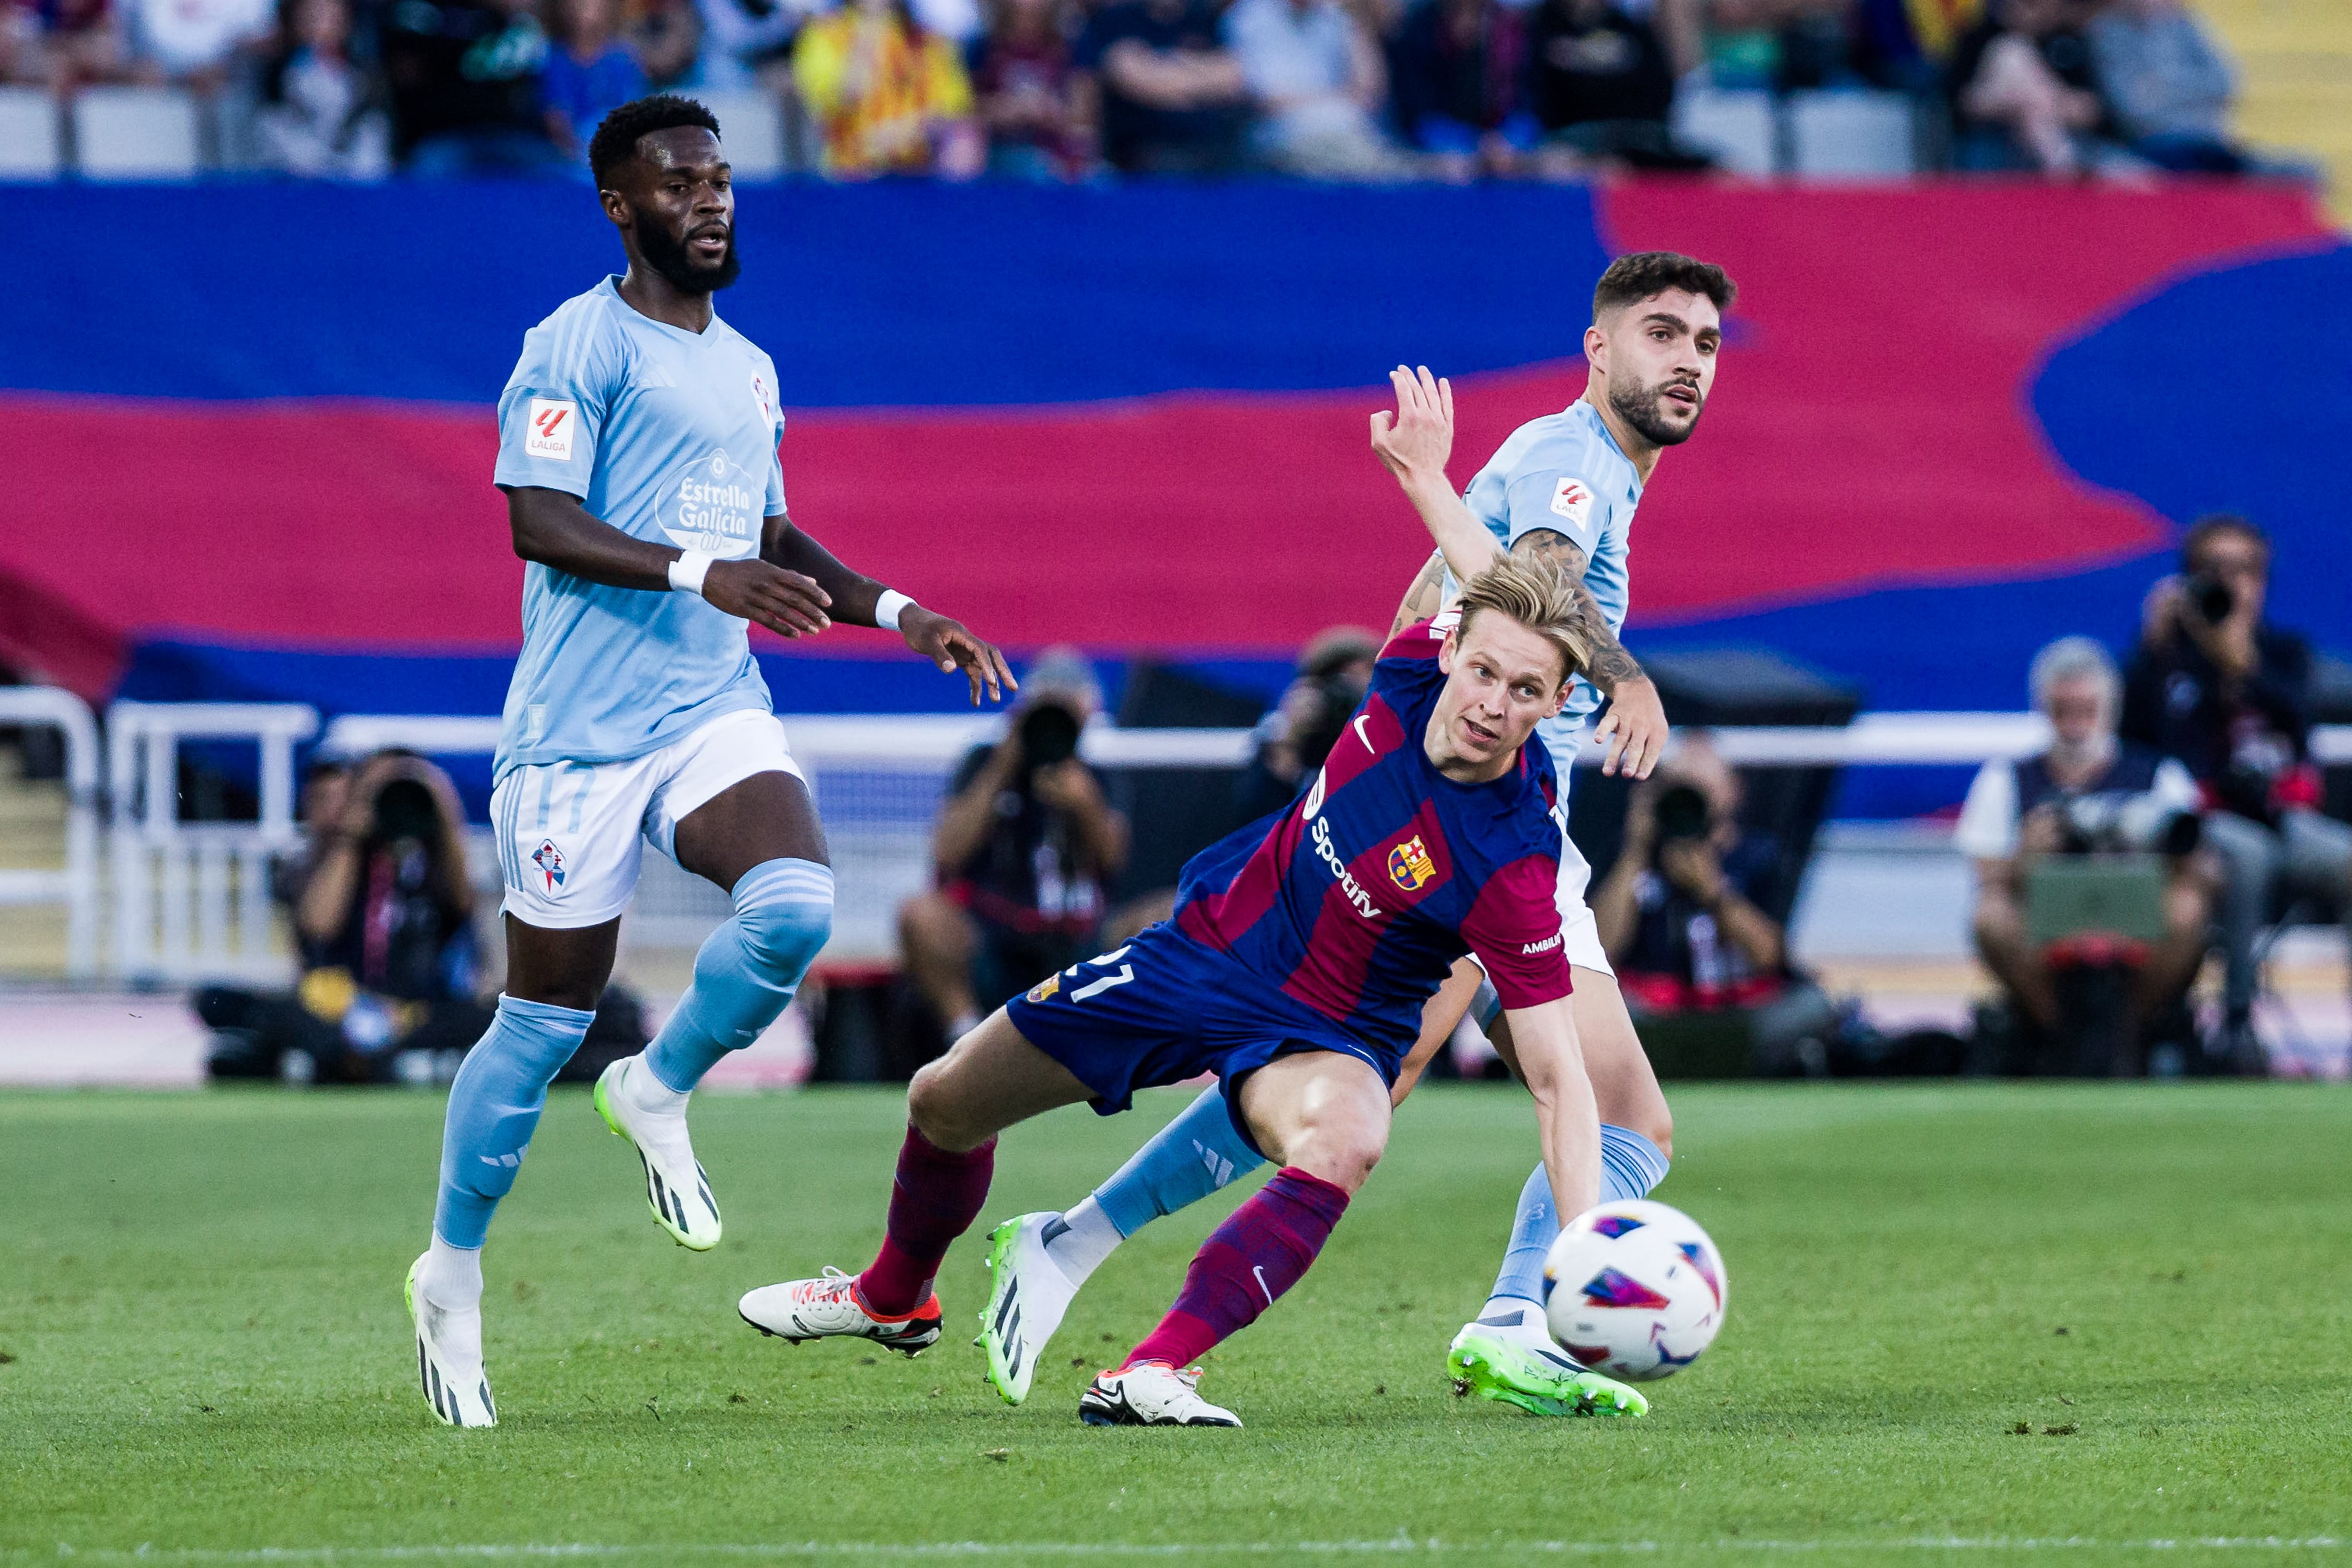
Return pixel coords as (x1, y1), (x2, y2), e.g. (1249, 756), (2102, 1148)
(972, 252), (1732, 1420)
(405, 95), (1014, 1428)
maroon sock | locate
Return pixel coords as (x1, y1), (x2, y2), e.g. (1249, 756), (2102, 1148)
(856, 1125), (996, 1316)
(1120, 1167), (1350, 1372)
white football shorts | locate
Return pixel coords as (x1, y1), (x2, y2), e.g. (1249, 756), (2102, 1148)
(492, 708), (803, 930)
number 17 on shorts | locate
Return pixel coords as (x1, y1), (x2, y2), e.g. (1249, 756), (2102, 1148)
(1027, 947), (1134, 1006)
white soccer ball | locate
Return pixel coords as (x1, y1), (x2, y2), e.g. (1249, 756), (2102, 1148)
(1542, 1198), (1727, 1382)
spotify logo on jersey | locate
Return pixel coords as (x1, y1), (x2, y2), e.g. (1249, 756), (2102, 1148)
(658, 450), (760, 556)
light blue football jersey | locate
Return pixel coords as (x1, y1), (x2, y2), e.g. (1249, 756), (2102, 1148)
(1453, 397), (1641, 773)
(491, 276), (788, 780)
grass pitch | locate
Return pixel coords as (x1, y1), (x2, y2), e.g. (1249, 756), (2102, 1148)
(3, 1081), (2349, 1566)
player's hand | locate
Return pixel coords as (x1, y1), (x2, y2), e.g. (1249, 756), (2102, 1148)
(1593, 675), (1668, 779)
(1369, 365), (1454, 489)
(704, 560), (832, 638)
(903, 607), (1018, 707)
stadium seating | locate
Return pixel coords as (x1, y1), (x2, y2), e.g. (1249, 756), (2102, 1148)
(71, 86), (203, 180)
(1670, 88), (1777, 177)
(1788, 91), (1916, 180)
(0, 88), (64, 180)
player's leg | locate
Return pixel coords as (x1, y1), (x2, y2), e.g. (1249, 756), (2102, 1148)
(411, 753), (648, 1427)
(980, 972), (1471, 1403)
(1081, 1049), (1386, 1428)
(740, 1007), (1095, 1352)
(594, 716), (829, 1249)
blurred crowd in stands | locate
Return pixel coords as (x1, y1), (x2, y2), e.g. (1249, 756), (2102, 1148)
(0, 0), (2307, 182)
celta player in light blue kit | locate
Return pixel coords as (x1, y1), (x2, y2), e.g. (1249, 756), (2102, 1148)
(972, 252), (1734, 1421)
(406, 95), (1014, 1427)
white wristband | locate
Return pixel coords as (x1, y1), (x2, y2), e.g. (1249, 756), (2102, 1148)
(874, 589), (917, 630)
(668, 549), (715, 598)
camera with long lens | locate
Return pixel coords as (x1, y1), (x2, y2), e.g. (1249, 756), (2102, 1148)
(2055, 790), (2202, 857)
(1017, 700), (1083, 777)
(372, 776), (442, 843)
(1650, 783), (1714, 847)
(2182, 573), (2236, 627)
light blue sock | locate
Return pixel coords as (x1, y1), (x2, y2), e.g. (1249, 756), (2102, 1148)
(644, 858), (833, 1092)
(434, 994), (595, 1249)
(1478, 1124), (1671, 1320)
(1092, 1082), (1267, 1237)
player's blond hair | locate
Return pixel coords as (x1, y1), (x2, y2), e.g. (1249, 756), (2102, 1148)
(1454, 558), (1592, 690)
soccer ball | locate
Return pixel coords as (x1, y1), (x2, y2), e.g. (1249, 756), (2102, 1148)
(1542, 1199), (1726, 1382)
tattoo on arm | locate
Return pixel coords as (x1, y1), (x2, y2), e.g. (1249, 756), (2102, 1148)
(1510, 528), (1645, 690)
(1388, 548), (1448, 638)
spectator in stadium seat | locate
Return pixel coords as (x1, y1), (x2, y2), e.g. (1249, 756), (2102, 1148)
(1070, 0), (1248, 175)
(1221, 0), (1410, 178)
(3, 0), (132, 90)
(1387, 0), (1537, 180)
(539, 0), (648, 163)
(383, 0), (567, 172)
(897, 648), (1130, 1045)
(2122, 516), (2351, 1071)
(254, 0), (390, 177)
(630, 0), (706, 89)
(1701, 0), (1853, 93)
(1526, 0), (1709, 173)
(970, 0), (1096, 178)
(2086, 0), (2260, 175)
(792, 0), (983, 176)
(1947, 0), (2123, 176)
(123, 0), (273, 95)
(1957, 636), (2210, 1053)
(691, 0), (804, 93)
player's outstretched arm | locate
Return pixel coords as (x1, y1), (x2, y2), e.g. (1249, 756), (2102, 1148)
(1369, 365), (1506, 586)
(1496, 997), (1603, 1222)
(505, 486), (833, 637)
(762, 515), (1018, 707)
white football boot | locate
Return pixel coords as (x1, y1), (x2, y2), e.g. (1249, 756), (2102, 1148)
(1078, 1362), (1242, 1428)
(976, 1213), (1083, 1405)
(738, 1267), (943, 1355)
(405, 1255), (496, 1428)
(594, 1056), (721, 1251)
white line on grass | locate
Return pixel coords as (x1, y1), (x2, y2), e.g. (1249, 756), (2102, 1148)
(11, 1541), (2350, 1561)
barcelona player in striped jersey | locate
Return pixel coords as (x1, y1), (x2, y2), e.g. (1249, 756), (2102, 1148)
(738, 559), (1647, 1426)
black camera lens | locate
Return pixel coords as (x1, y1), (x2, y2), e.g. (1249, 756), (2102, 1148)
(373, 778), (439, 842)
(1652, 784), (1712, 843)
(1019, 702), (1082, 771)
(2186, 573), (2235, 625)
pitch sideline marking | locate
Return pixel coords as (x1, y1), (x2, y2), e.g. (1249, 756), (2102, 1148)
(9, 1540), (2350, 1562)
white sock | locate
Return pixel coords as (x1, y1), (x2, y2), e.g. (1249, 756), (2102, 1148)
(420, 1234), (483, 1312)
(619, 1053), (690, 1117)
(1044, 1195), (1124, 1286)
(1477, 1295), (1545, 1331)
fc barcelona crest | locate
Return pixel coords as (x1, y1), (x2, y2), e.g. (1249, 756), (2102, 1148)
(1387, 835), (1437, 892)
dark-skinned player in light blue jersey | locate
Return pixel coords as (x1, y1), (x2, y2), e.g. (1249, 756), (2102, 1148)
(737, 558), (1650, 1427)
(970, 252), (1735, 1420)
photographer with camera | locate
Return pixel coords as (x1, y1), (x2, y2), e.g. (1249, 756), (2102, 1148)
(1230, 626), (1379, 827)
(1961, 637), (2210, 1069)
(201, 749), (494, 1083)
(1590, 732), (1801, 1031)
(2122, 516), (2348, 1069)
(899, 648), (1131, 1044)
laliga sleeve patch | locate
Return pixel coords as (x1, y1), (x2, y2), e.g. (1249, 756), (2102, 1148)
(525, 398), (578, 462)
(1548, 476), (1595, 531)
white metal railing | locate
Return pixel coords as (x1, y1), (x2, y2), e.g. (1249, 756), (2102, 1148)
(9, 703), (2346, 979)
(106, 700), (317, 983)
(0, 686), (102, 978)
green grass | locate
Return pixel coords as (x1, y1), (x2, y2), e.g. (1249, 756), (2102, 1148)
(3, 1082), (2350, 1566)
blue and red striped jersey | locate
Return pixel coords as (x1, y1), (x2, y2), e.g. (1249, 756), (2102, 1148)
(1173, 618), (1573, 1059)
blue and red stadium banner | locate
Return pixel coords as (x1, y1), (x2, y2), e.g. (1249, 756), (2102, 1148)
(4, 178), (2344, 816)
